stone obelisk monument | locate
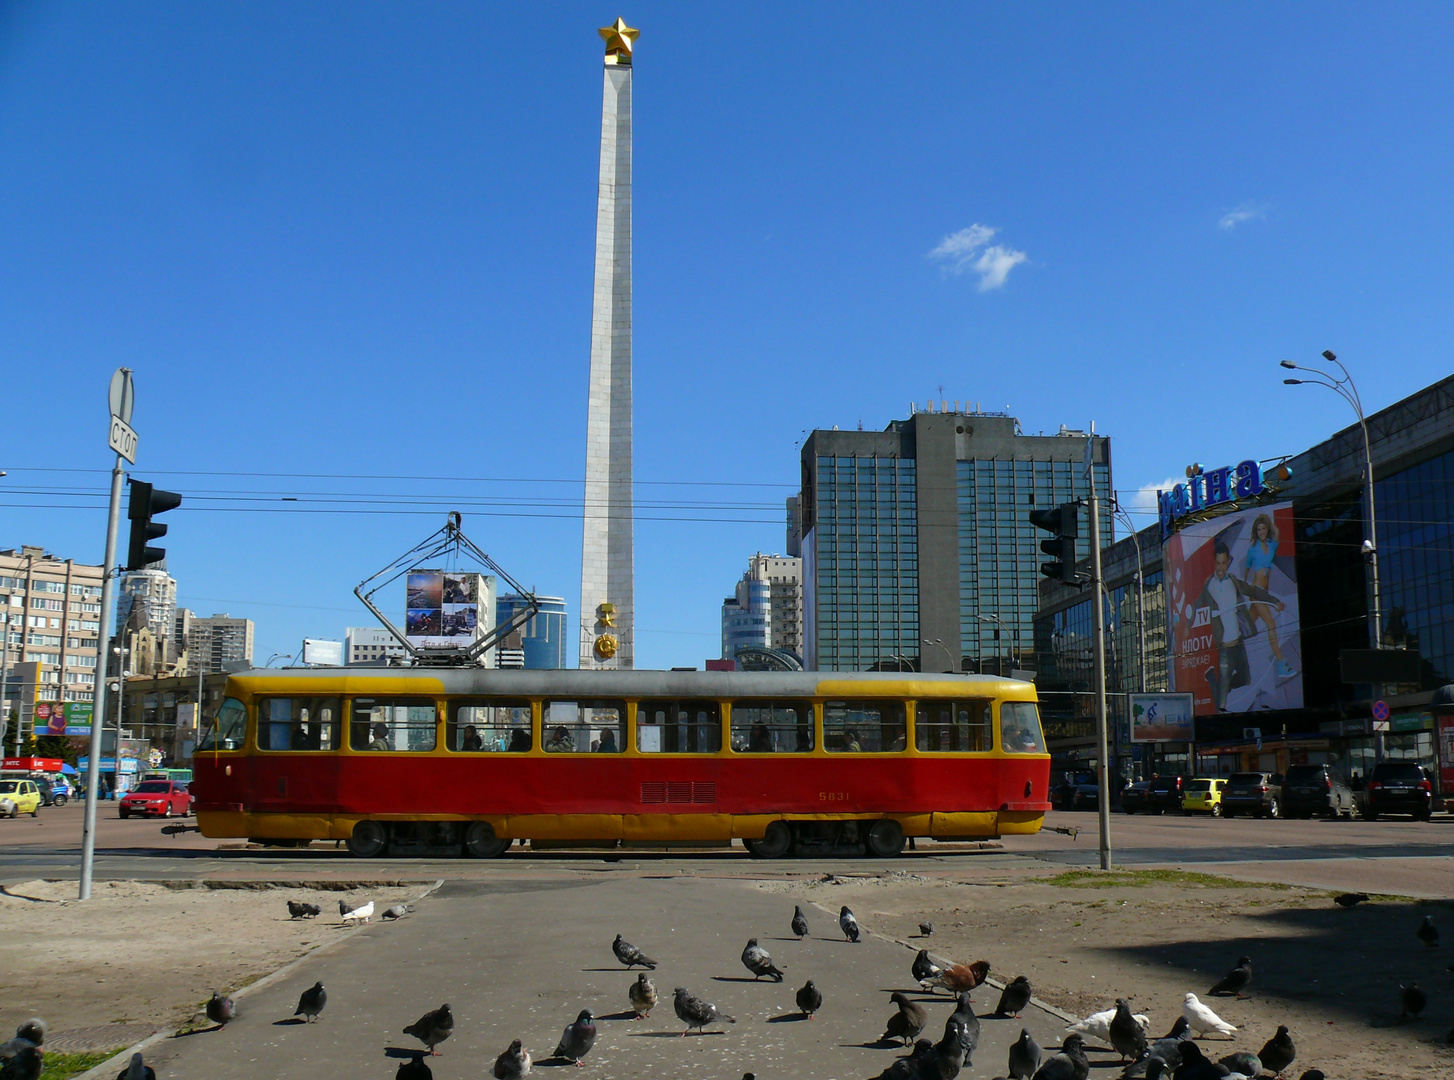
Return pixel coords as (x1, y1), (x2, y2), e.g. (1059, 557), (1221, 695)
(580, 17), (638, 669)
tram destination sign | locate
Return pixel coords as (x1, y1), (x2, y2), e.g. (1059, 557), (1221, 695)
(1157, 459), (1264, 538)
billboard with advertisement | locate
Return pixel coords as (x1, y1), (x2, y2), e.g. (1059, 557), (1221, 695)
(1129, 693), (1195, 743)
(405, 571), (492, 651)
(1165, 501), (1303, 716)
(34, 702), (94, 736)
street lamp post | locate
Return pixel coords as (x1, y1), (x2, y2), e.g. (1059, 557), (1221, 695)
(974, 614), (1006, 677)
(920, 637), (954, 673)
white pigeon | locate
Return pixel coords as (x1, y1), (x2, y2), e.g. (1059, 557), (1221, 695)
(339, 898), (374, 924)
(1066, 1006), (1149, 1043)
(1181, 992), (1237, 1037)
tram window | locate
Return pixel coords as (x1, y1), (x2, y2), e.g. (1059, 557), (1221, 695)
(915, 699), (991, 752)
(199, 697), (248, 751)
(730, 702), (814, 753)
(449, 700), (533, 752)
(543, 699), (625, 754)
(1000, 701), (1046, 753)
(824, 700), (906, 752)
(257, 697), (341, 751)
(349, 698), (438, 751)
(636, 700), (721, 753)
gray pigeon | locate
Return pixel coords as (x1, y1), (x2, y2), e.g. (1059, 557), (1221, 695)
(931, 1026), (967, 1079)
(1009, 1028), (1042, 1079)
(920, 921), (935, 936)
(796, 979), (822, 1018)
(11, 1023), (43, 1050)
(840, 904), (860, 942)
(882, 991), (929, 1046)
(1417, 915), (1439, 948)
(396, 1053), (432, 1080)
(629, 972), (657, 1019)
(403, 1004), (453, 1056)
(1219, 1052), (1261, 1076)
(1146, 1018), (1191, 1070)
(673, 986), (736, 1035)
(383, 904), (411, 920)
(294, 981), (327, 1022)
(286, 900), (321, 919)
(945, 992), (980, 1059)
(1333, 892), (1368, 908)
(876, 1038), (937, 1080)
(1399, 982), (1426, 1020)
(1169, 1042), (1226, 1080)
(1109, 998), (1147, 1063)
(741, 938), (784, 981)
(0, 1042), (42, 1080)
(1032, 1034), (1089, 1080)
(1208, 956), (1252, 998)
(996, 976), (1033, 1018)
(206, 990), (236, 1029)
(912, 949), (945, 984)
(791, 905), (809, 938)
(1257, 1025), (1296, 1077)
(1121, 1059), (1167, 1080)
(491, 1038), (531, 1079)
(612, 933), (657, 969)
(115, 1053), (156, 1080)
(553, 1009), (595, 1065)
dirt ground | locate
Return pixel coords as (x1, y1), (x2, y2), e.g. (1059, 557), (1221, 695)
(767, 869), (1454, 1080)
(0, 879), (433, 1052)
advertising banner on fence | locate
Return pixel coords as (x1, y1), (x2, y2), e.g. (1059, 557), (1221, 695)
(34, 702), (94, 736)
(1128, 693), (1196, 743)
(1165, 501), (1303, 716)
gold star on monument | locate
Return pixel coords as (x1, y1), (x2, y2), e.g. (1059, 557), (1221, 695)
(599, 17), (639, 60)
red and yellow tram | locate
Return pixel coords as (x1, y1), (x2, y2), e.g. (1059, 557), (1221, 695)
(191, 669), (1051, 858)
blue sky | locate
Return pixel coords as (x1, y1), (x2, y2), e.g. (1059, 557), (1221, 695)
(3, 3), (1453, 669)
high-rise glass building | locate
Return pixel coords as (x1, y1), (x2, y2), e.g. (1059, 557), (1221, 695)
(497, 595), (568, 669)
(799, 407), (1111, 673)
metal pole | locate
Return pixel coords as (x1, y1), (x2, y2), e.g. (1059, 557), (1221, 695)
(1089, 492), (1112, 870)
(80, 456), (125, 900)
(1360, 418), (1382, 649)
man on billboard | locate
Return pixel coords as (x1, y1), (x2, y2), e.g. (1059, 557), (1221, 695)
(1196, 541), (1284, 712)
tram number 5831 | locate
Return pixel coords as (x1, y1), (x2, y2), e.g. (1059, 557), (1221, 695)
(818, 791), (849, 802)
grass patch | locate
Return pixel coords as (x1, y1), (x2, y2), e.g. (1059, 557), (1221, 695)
(41, 1049), (126, 1080)
(1041, 869), (1292, 890)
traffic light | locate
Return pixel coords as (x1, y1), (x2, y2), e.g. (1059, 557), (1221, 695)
(125, 480), (183, 571)
(1028, 501), (1081, 585)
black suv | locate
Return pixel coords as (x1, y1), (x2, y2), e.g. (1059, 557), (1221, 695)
(1281, 764), (1356, 818)
(1364, 762), (1434, 821)
(1052, 771), (1096, 811)
(1145, 774), (1187, 814)
(1220, 771), (1285, 818)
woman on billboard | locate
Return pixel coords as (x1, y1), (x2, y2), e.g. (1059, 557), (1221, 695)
(1242, 513), (1296, 680)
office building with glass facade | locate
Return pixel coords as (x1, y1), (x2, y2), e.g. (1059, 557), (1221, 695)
(497, 595), (568, 670)
(799, 408), (1111, 674)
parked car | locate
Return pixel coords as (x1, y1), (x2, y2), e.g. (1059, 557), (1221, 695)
(1281, 763), (1356, 818)
(118, 780), (192, 819)
(33, 776), (67, 807)
(1071, 781), (1101, 810)
(1182, 778), (1228, 816)
(1220, 771), (1285, 818)
(1053, 771), (1096, 810)
(0, 779), (42, 818)
(1120, 780), (1152, 814)
(1145, 774), (1187, 814)
(1364, 762), (1434, 821)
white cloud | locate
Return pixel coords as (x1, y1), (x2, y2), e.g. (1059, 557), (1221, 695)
(1218, 202), (1269, 230)
(928, 224), (1028, 290)
(1132, 477), (1182, 517)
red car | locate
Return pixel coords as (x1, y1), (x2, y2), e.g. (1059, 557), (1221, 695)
(119, 780), (192, 818)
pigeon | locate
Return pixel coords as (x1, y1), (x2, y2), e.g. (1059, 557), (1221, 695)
(882, 991), (929, 1046)
(403, 1004), (453, 1056)
(876, 1038), (937, 1080)
(1295, 1073), (1324, 1080)
(552, 1010), (595, 1066)
(1208, 956), (1252, 998)
(920, 921), (935, 937)
(383, 904), (411, 920)
(629, 972), (657, 1018)
(930, 1026), (967, 1079)
(742, 938), (785, 981)
(1219, 1051), (1261, 1076)
(339, 898), (374, 923)
(287, 900), (321, 919)
(1399, 981), (1426, 1020)
(791, 905), (809, 938)
(673, 986), (736, 1035)
(12, 1022), (43, 1050)
(0, 1041), (42, 1080)
(1332, 892), (1368, 908)
(1009, 1028), (1042, 1079)
(492, 1038), (531, 1079)
(294, 981), (327, 1022)
(1158, 1017), (1189, 1041)
(612, 933), (657, 969)
(945, 992), (980, 1060)
(926, 961), (990, 995)
(1033, 1034), (1090, 1080)
(1109, 998), (1147, 1063)
(997, 976), (1033, 1018)
(1182, 994), (1236, 1038)
(1121, 1059), (1168, 1080)
(912, 949), (947, 984)
(796, 979), (822, 1018)
(1068, 1006), (1140, 1043)
(1144, 1018), (1191, 1070)
(840, 905), (861, 942)
(1174, 1042), (1230, 1080)
(115, 1052), (156, 1080)
(206, 990), (237, 1029)
(1417, 914), (1439, 947)
(396, 1053), (432, 1080)
(1257, 1025), (1296, 1076)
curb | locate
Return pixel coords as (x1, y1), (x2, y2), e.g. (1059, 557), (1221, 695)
(69, 878), (444, 1080)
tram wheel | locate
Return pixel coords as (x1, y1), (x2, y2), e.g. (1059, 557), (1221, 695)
(463, 821), (511, 859)
(749, 821), (792, 859)
(345, 820), (388, 858)
(866, 819), (906, 858)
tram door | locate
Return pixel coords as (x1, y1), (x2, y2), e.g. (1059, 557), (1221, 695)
(252, 696), (342, 815)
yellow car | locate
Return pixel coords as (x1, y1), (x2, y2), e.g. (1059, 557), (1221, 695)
(1182, 778), (1227, 817)
(0, 779), (42, 818)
